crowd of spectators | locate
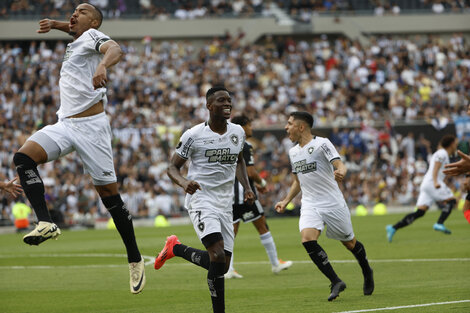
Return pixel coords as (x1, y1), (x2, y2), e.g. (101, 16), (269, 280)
(0, 32), (469, 227)
(1, 0), (469, 20)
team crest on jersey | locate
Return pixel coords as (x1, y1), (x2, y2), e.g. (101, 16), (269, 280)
(63, 46), (73, 62)
(308, 147), (314, 154)
(230, 135), (239, 146)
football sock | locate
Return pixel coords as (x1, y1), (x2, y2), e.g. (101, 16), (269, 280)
(228, 252), (235, 271)
(13, 152), (52, 222)
(464, 210), (470, 224)
(102, 194), (141, 263)
(350, 241), (372, 276)
(260, 232), (280, 267)
(437, 199), (456, 224)
(207, 261), (225, 313)
(393, 209), (425, 230)
(303, 240), (341, 284)
(173, 244), (210, 270)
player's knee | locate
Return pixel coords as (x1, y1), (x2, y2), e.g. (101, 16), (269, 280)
(208, 247), (226, 263)
(13, 152), (37, 169)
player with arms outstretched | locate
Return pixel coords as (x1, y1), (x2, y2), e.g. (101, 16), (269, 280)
(154, 87), (255, 313)
(387, 135), (458, 241)
(275, 111), (374, 301)
(226, 115), (292, 279)
(13, 3), (145, 293)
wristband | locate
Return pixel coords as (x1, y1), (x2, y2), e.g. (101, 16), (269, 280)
(259, 179), (267, 188)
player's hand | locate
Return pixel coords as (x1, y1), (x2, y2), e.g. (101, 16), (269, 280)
(92, 64), (108, 89)
(334, 169), (345, 182)
(244, 190), (256, 205)
(0, 177), (23, 198)
(37, 19), (54, 34)
(256, 185), (268, 194)
(183, 180), (201, 195)
(275, 200), (287, 213)
(434, 182), (441, 189)
(443, 151), (470, 176)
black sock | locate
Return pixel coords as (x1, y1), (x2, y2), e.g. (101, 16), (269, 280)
(303, 240), (341, 284)
(13, 152), (52, 222)
(102, 194), (141, 263)
(350, 241), (372, 276)
(437, 200), (455, 224)
(207, 262), (225, 313)
(173, 243), (210, 270)
(393, 209), (425, 230)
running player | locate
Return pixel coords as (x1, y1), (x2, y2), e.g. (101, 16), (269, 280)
(226, 115), (292, 279)
(13, 4), (145, 293)
(275, 111), (374, 301)
(387, 134), (458, 240)
(154, 87), (255, 313)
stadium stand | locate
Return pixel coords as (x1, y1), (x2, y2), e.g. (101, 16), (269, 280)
(0, 2), (469, 227)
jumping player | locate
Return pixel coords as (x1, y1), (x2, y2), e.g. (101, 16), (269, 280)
(226, 115), (292, 279)
(387, 134), (458, 241)
(13, 3), (145, 293)
(275, 111), (374, 301)
(154, 87), (255, 313)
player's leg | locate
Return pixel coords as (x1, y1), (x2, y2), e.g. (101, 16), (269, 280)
(225, 220), (242, 278)
(202, 233), (227, 313)
(252, 215), (293, 273)
(342, 238), (374, 295)
(432, 184), (456, 233)
(15, 126), (70, 245)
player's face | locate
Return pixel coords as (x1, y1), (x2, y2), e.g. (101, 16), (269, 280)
(243, 122), (253, 138)
(285, 116), (301, 142)
(69, 4), (99, 38)
(208, 90), (232, 119)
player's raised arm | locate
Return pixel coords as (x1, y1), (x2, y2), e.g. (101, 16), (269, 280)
(236, 151), (255, 205)
(331, 159), (347, 183)
(275, 173), (301, 213)
(167, 153), (201, 194)
(93, 40), (123, 89)
(37, 19), (70, 34)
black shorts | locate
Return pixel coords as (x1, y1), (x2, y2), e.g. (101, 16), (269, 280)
(233, 200), (264, 223)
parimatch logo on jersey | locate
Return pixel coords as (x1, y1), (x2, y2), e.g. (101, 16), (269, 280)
(293, 159), (317, 174)
(205, 148), (237, 164)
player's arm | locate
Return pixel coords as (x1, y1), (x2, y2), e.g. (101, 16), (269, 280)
(443, 150), (470, 176)
(236, 151), (256, 205)
(331, 159), (347, 183)
(167, 153), (201, 194)
(93, 40), (123, 89)
(433, 161), (442, 189)
(37, 19), (70, 34)
(0, 177), (22, 198)
(275, 174), (301, 213)
(246, 165), (267, 193)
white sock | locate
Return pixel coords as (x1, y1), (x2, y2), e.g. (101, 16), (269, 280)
(260, 231), (279, 267)
(229, 252), (235, 271)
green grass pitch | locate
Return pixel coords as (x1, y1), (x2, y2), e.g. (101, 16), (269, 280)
(1, 211), (469, 313)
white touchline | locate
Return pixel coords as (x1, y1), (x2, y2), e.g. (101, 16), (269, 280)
(336, 300), (470, 313)
(0, 256), (469, 269)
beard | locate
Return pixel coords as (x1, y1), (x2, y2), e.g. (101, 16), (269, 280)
(68, 31), (77, 36)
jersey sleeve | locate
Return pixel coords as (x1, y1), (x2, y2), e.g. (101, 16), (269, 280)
(175, 129), (195, 160)
(244, 143), (254, 166)
(320, 138), (341, 163)
(288, 150), (297, 174)
(86, 29), (111, 53)
(434, 150), (447, 163)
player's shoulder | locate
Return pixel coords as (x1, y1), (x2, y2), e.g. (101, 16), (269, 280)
(228, 122), (245, 135)
(184, 122), (206, 137)
(313, 135), (330, 145)
(84, 28), (109, 40)
(434, 148), (448, 158)
(288, 143), (301, 156)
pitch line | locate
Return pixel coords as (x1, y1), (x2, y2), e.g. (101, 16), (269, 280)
(336, 300), (470, 313)
(0, 255), (469, 269)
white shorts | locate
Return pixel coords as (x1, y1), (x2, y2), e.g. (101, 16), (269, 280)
(28, 112), (116, 186)
(416, 183), (454, 207)
(299, 203), (355, 241)
(187, 207), (234, 253)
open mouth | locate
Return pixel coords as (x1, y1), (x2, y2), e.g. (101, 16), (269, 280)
(69, 18), (77, 28)
(223, 109), (231, 114)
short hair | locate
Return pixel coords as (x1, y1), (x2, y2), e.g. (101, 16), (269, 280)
(290, 111), (314, 128)
(231, 115), (251, 126)
(440, 134), (456, 148)
(88, 3), (103, 28)
(206, 85), (229, 101)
